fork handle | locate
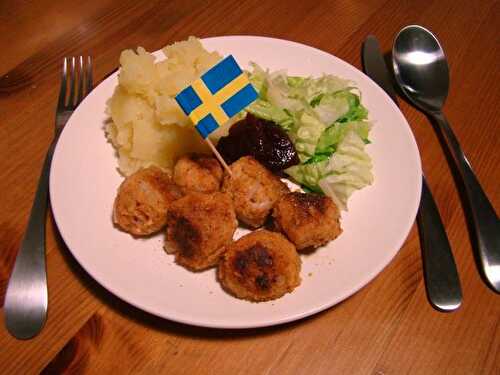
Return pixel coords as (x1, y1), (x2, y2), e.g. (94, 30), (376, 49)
(4, 139), (56, 339)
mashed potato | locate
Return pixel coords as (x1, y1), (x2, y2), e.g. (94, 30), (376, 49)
(106, 37), (237, 176)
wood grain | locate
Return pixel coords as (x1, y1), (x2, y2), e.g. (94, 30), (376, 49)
(1, 0), (499, 374)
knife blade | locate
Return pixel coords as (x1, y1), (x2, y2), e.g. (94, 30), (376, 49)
(362, 35), (462, 312)
(362, 36), (399, 104)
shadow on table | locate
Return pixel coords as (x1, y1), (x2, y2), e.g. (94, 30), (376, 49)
(51, 215), (331, 340)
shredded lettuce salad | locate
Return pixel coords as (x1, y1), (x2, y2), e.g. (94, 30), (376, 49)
(246, 63), (374, 210)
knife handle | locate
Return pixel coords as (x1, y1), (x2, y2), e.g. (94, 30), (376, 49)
(417, 176), (462, 311)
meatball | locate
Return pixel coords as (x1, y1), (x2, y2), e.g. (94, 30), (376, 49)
(173, 154), (223, 194)
(272, 192), (342, 251)
(113, 166), (182, 236)
(218, 230), (301, 302)
(222, 156), (289, 228)
(165, 192), (237, 271)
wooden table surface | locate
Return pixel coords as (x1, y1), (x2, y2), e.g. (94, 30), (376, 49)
(1, 0), (499, 373)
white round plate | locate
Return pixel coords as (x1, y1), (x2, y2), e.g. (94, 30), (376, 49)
(50, 36), (422, 329)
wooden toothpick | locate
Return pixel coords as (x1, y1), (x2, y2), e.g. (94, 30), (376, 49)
(205, 138), (232, 176)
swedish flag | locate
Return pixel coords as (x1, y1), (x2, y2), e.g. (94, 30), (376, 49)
(175, 55), (258, 138)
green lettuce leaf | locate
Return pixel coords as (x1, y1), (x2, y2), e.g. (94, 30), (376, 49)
(316, 121), (371, 155)
(246, 63), (374, 210)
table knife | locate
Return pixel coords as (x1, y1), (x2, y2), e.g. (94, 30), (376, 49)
(362, 35), (462, 311)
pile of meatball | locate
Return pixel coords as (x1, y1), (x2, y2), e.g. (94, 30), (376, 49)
(113, 155), (342, 302)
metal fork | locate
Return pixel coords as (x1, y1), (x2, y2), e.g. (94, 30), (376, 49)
(4, 56), (93, 340)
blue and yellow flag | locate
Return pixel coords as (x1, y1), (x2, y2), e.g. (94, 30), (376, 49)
(175, 55), (258, 138)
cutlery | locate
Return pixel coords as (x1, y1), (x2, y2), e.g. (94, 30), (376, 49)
(4, 56), (93, 339)
(363, 35), (462, 311)
(392, 25), (500, 293)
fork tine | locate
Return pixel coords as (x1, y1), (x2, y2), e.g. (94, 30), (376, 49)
(76, 56), (84, 104)
(86, 56), (93, 97)
(57, 58), (68, 109)
(67, 57), (76, 108)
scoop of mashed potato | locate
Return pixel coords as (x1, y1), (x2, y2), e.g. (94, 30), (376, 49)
(106, 37), (237, 176)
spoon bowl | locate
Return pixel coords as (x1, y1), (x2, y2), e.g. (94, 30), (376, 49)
(392, 25), (449, 111)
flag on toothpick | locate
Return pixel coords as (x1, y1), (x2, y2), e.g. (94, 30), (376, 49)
(175, 55), (258, 139)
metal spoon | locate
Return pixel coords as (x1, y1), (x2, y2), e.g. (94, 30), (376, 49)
(392, 25), (500, 293)
(363, 35), (461, 311)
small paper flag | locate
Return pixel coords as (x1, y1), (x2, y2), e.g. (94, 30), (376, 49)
(175, 55), (258, 138)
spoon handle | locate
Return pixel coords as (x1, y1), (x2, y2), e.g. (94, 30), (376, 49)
(431, 111), (500, 292)
(418, 176), (462, 310)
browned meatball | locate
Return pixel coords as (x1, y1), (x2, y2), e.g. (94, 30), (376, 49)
(272, 192), (342, 251)
(165, 192), (237, 271)
(222, 156), (289, 228)
(173, 154), (223, 194)
(113, 167), (182, 236)
(218, 230), (301, 302)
